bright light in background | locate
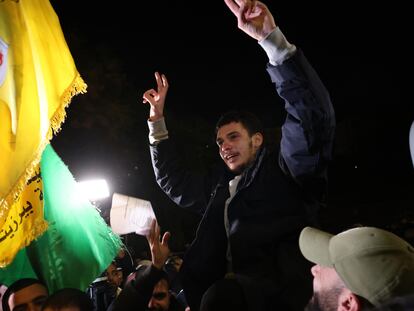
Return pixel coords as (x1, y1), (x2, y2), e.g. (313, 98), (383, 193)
(77, 179), (109, 202)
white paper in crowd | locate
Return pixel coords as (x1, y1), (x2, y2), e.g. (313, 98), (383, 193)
(110, 193), (156, 236)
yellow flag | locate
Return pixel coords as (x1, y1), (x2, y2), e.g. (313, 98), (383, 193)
(0, 0), (87, 266)
(0, 165), (48, 267)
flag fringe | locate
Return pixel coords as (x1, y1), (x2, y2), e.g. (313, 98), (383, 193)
(51, 74), (87, 134)
(0, 74), (87, 222)
(0, 217), (49, 268)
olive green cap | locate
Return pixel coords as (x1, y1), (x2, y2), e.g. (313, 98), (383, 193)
(299, 226), (414, 306)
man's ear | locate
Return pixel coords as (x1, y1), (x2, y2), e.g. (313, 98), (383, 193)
(252, 132), (263, 148)
(338, 290), (361, 311)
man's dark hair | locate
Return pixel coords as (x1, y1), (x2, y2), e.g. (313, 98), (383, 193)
(215, 110), (264, 137)
(140, 265), (170, 287)
(105, 260), (122, 275)
(2, 278), (48, 311)
(41, 288), (93, 311)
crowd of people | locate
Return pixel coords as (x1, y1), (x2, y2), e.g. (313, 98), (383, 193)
(1, 0), (414, 310)
(2, 222), (414, 311)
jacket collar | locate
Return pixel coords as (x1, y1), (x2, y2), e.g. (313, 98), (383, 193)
(237, 146), (266, 189)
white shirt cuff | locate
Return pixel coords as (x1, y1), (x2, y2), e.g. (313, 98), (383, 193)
(258, 27), (297, 66)
(148, 117), (169, 145)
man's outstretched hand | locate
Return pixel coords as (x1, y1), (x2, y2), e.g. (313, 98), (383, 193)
(143, 71), (169, 122)
(146, 219), (171, 270)
(224, 0), (276, 41)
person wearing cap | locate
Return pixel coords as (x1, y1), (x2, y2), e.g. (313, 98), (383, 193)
(299, 226), (414, 310)
(2, 278), (48, 311)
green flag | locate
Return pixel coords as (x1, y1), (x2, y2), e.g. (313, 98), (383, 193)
(0, 248), (37, 284)
(0, 144), (123, 292)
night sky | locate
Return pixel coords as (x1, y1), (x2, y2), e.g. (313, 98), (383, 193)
(49, 1), (414, 254)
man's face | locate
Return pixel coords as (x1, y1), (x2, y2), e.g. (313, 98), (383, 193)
(147, 279), (170, 311)
(305, 264), (345, 311)
(167, 256), (183, 272)
(7, 283), (48, 311)
(216, 122), (262, 174)
(1, 284), (8, 311)
(106, 264), (123, 288)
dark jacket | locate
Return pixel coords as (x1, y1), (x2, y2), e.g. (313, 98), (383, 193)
(109, 265), (185, 311)
(149, 49), (335, 311)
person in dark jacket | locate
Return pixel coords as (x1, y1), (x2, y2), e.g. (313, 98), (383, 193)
(109, 220), (186, 311)
(141, 0), (335, 310)
(42, 288), (94, 311)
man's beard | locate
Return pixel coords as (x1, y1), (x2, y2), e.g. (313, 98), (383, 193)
(225, 141), (258, 175)
(228, 162), (247, 175)
(305, 288), (342, 311)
